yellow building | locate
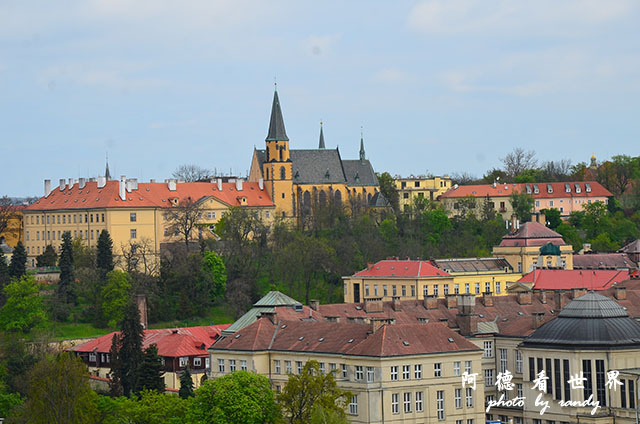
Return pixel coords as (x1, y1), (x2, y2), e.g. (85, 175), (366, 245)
(0, 203), (25, 249)
(395, 175), (452, 210)
(248, 89), (380, 220)
(343, 257), (521, 303)
(22, 177), (274, 269)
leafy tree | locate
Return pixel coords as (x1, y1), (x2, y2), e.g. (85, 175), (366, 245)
(278, 360), (352, 424)
(179, 368), (194, 399)
(15, 353), (98, 423)
(310, 404), (350, 424)
(556, 223), (583, 252)
(36, 244), (58, 267)
(172, 164), (213, 182)
(102, 270), (132, 328)
(590, 233), (619, 252)
(514, 168), (545, 183)
(482, 168), (508, 184)
(96, 391), (189, 424)
(509, 191), (534, 223)
(376, 172), (399, 213)
(0, 274), (47, 333)
(541, 208), (562, 230)
(111, 299), (145, 397)
(107, 333), (123, 397)
(8, 241), (27, 280)
(96, 230), (115, 278)
(190, 371), (280, 424)
(137, 344), (165, 393)
(55, 231), (75, 320)
(0, 255), (9, 305)
(0, 333), (39, 395)
(0, 388), (23, 419)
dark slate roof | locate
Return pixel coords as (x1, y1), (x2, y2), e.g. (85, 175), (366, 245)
(369, 191), (390, 207)
(318, 125), (325, 149)
(342, 159), (379, 186)
(621, 240), (640, 255)
(432, 257), (513, 273)
(521, 292), (640, 349)
(291, 149), (346, 184)
(266, 90), (288, 141)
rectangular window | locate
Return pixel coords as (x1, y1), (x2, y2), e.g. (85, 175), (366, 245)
(465, 361), (472, 374)
(455, 388), (462, 408)
(563, 359), (571, 401)
(218, 359), (225, 372)
(319, 363), (325, 374)
(467, 420), (474, 424)
(391, 393), (399, 414)
(229, 359), (236, 371)
(401, 285), (406, 296)
(383, 285), (388, 296)
(36, 216), (40, 224)
(517, 383), (523, 398)
(391, 366), (398, 381)
(484, 369), (494, 386)
(545, 358), (552, 395)
(194, 357), (202, 367)
(403, 392), (412, 413)
(454, 361), (461, 376)
(515, 350), (523, 373)
(485, 282), (491, 293)
(348, 396), (358, 415)
(355, 366), (363, 381)
(130, 212), (136, 222)
(621, 380), (627, 408)
(554, 358), (561, 401)
(529, 357), (536, 381)
(374, 285), (379, 296)
(403, 365), (410, 380)
(630, 379), (636, 409)
(595, 359), (606, 406)
(241, 360), (247, 371)
(366, 366), (374, 382)
(434, 363), (442, 378)
(414, 364), (422, 379)
(62, 215), (66, 224)
(364, 285), (369, 296)
(89, 353), (96, 362)
(90, 214), (93, 223)
(101, 213), (105, 222)
(465, 283), (470, 294)
(484, 341), (493, 358)
(57, 215), (60, 224)
(392, 285), (397, 296)
(499, 349), (507, 373)
(296, 361), (303, 374)
(36, 232), (40, 241)
(423, 285), (428, 297)
(583, 359), (593, 400)
(285, 360), (292, 374)
(342, 364), (347, 379)
(415, 391), (423, 412)
(437, 391), (445, 420)
(454, 284), (459, 294)
(411, 285), (415, 297)
(434, 285), (439, 296)
(475, 282), (480, 294)
(330, 363), (337, 374)
(496, 282), (501, 293)
(274, 360), (281, 374)
(130, 229), (137, 239)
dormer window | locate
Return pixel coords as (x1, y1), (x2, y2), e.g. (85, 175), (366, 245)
(565, 183), (571, 193)
(533, 184), (539, 194)
(574, 184), (581, 194)
(585, 183), (592, 193)
(547, 184), (553, 194)
(525, 184), (532, 194)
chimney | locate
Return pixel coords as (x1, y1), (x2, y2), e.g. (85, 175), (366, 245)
(572, 288), (587, 299)
(446, 294), (458, 309)
(258, 178), (264, 190)
(44, 179), (52, 197)
(538, 290), (547, 304)
(370, 318), (386, 334)
(457, 294), (477, 336)
(217, 178), (223, 191)
(259, 311), (276, 324)
(150, 179), (156, 183)
(554, 291), (569, 311)
(309, 299), (320, 311)
(68, 178), (74, 190)
(364, 297), (384, 313)
(457, 294), (476, 315)
(517, 291), (532, 305)
(97, 176), (106, 188)
(511, 214), (518, 233)
(532, 312), (545, 329)
(137, 294), (148, 330)
(392, 296), (402, 312)
(59, 178), (66, 191)
(614, 286), (627, 300)
(482, 292), (494, 307)
(236, 179), (243, 191)
(119, 176), (126, 201)
(168, 179), (177, 191)
(79, 178), (86, 189)
(423, 295), (438, 310)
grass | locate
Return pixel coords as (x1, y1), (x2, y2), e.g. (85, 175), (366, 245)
(49, 305), (235, 341)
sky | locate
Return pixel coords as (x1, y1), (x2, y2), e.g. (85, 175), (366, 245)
(1, 0), (640, 197)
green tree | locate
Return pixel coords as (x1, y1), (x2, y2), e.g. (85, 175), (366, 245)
(96, 230), (115, 278)
(36, 245), (58, 267)
(556, 223), (583, 252)
(310, 404), (350, 424)
(376, 172), (399, 213)
(96, 391), (189, 424)
(179, 368), (194, 399)
(190, 370), (280, 424)
(0, 334), (39, 395)
(541, 208), (562, 230)
(278, 360), (352, 424)
(590, 233), (619, 252)
(0, 255), (9, 305)
(509, 190), (535, 223)
(8, 241), (27, 280)
(55, 231), (75, 320)
(102, 270), (132, 328)
(0, 275), (47, 333)
(137, 344), (165, 393)
(111, 299), (145, 397)
(15, 353), (98, 424)
(202, 251), (227, 301)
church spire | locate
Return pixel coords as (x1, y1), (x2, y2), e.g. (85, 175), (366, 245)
(318, 122), (325, 149)
(266, 85), (289, 141)
(359, 129), (366, 163)
(105, 153), (112, 180)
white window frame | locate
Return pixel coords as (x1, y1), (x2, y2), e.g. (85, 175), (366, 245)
(415, 391), (423, 412)
(392, 393), (399, 414)
(349, 395), (358, 415)
(402, 365), (410, 380)
(285, 360), (292, 374)
(179, 357), (188, 368)
(229, 359), (236, 371)
(355, 365), (364, 381)
(367, 366), (375, 382)
(484, 341), (493, 358)
(454, 361), (461, 376)
(241, 359), (247, 371)
(218, 359), (225, 373)
(414, 364), (422, 379)
(434, 362), (442, 378)
(466, 387), (474, 407)
(499, 348), (507, 373)
(515, 350), (523, 373)
(193, 357), (202, 367)
(403, 392), (412, 413)
(437, 390), (445, 420)
(274, 360), (281, 374)
(391, 366), (398, 381)
(455, 388), (462, 408)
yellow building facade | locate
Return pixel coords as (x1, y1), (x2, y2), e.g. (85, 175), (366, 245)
(0, 204), (24, 249)
(395, 175), (452, 209)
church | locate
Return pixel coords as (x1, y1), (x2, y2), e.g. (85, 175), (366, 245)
(248, 88), (381, 219)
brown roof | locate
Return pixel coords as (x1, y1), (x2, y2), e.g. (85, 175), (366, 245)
(498, 221), (567, 247)
(621, 240), (640, 255)
(573, 253), (637, 270)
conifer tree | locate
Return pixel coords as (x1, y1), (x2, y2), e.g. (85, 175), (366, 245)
(55, 232), (75, 320)
(137, 344), (165, 393)
(179, 367), (194, 399)
(36, 244), (57, 267)
(0, 254), (9, 305)
(118, 299), (144, 396)
(108, 333), (123, 397)
(96, 230), (114, 279)
(8, 241), (27, 280)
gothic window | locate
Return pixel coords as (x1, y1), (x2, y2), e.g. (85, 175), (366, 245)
(318, 190), (327, 207)
(280, 166), (286, 180)
(334, 190), (342, 204)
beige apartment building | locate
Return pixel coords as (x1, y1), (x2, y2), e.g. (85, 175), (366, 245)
(395, 175), (452, 209)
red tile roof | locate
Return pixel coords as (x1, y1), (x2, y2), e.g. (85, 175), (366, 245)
(497, 221), (567, 247)
(72, 324), (230, 357)
(518, 269), (631, 290)
(440, 181), (612, 199)
(25, 180), (273, 211)
(353, 259), (450, 278)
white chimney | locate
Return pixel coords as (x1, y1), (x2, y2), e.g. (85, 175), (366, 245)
(44, 179), (52, 197)
(217, 178), (223, 191)
(258, 178), (264, 190)
(59, 178), (66, 191)
(119, 176), (126, 200)
(128, 178), (138, 191)
(79, 178), (86, 189)
(236, 179), (243, 191)
(168, 179), (177, 191)
(150, 179), (156, 184)
(97, 176), (106, 188)
(68, 178), (74, 190)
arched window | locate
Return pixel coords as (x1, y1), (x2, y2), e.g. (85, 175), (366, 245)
(334, 190), (342, 204)
(266, 168), (269, 180)
(318, 190), (327, 207)
(280, 166), (286, 180)
(303, 191), (311, 214)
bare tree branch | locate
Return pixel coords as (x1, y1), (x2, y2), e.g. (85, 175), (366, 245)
(501, 148), (538, 178)
(172, 164), (213, 182)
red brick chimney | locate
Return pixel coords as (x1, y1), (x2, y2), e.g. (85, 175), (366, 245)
(309, 299), (320, 311)
(554, 291), (569, 311)
(364, 297), (384, 313)
(446, 294), (458, 309)
(457, 294), (477, 336)
(517, 291), (532, 305)
(532, 312), (545, 329)
(482, 292), (494, 307)
(423, 295), (438, 310)
(614, 286), (627, 300)
(392, 296), (402, 312)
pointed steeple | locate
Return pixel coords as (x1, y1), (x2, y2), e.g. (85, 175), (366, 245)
(266, 86), (289, 141)
(359, 129), (366, 163)
(105, 153), (112, 180)
(318, 122), (326, 149)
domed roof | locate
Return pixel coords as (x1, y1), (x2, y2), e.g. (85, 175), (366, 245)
(522, 292), (640, 349)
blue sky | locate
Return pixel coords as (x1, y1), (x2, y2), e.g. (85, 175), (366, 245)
(1, 0), (639, 197)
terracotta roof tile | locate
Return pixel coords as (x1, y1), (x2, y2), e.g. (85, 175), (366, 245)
(498, 221), (567, 247)
(519, 269), (630, 290)
(440, 181), (612, 199)
(353, 259), (449, 278)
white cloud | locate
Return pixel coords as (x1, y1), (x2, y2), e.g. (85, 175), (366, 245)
(407, 0), (636, 36)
